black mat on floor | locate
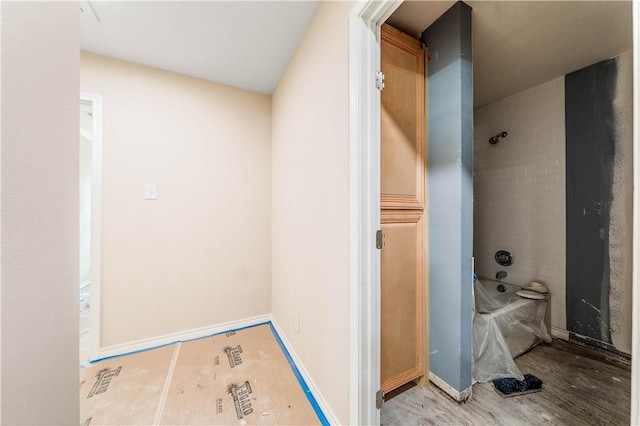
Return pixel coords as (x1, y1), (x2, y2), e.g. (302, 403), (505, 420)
(493, 374), (543, 397)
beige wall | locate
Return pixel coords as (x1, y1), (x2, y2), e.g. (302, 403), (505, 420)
(1, 2), (80, 423)
(271, 1), (353, 424)
(80, 53), (272, 347)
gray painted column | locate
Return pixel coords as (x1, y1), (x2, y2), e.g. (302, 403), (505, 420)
(421, 1), (474, 395)
(565, 54), (633, 356)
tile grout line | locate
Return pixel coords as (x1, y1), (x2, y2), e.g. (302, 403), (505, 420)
(153, 342), (181, 425)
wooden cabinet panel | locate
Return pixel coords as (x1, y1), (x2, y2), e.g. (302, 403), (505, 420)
(381, 24), (426, 210)
(380, 211), (424, 393)
(380, 24), (428, 396)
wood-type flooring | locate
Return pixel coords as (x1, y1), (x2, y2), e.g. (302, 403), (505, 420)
(381, 339), (631, 425)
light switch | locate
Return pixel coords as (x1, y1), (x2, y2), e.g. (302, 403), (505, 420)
(144, 184), (158, 200)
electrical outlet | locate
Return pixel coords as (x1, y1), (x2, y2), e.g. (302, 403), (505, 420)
(294, 312), (300, 334)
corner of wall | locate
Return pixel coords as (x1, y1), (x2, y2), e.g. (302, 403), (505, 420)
(271, 1), (354, 424)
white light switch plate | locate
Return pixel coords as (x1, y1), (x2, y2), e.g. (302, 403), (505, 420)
(144, 184), (158, 200)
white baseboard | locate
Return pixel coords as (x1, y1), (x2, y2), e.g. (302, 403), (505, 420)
(429, 371), (472, 402)
(96, 314), (271, 360)
(271, 317), (339, 426)
(551, 326), (570, 341)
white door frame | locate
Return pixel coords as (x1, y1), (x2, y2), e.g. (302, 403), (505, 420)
(348, 1), (403, 424)
(349, 1), (640, 424)
(80, 92), (103, 361)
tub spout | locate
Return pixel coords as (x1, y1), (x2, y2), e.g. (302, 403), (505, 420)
(496, 270), (508, 280)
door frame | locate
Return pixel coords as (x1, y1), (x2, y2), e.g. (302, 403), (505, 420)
(349, 1), (640, 424)
(80, 92), (103, 361)
(348, 1), (403, 424)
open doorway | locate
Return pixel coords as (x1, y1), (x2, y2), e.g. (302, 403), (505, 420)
(348, 0), (639, 425)
(79, 92), (103, 362)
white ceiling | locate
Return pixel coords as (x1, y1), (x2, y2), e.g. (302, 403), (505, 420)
(82, 1), (632, 104)
(80, 1), (321, 95)
(387, 1), (633, 107)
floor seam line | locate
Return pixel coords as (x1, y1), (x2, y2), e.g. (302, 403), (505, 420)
(153, 342), (181, 425)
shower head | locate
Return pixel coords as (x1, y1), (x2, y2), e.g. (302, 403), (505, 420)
(489, 131), (508, 144)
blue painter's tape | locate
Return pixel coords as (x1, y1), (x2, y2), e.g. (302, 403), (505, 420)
(268, 322), (330, 426)
(88, 341), (176, 364)
(88, 321), (271, 364)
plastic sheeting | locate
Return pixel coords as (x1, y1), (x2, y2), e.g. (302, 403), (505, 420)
(473, 279), (552, 383)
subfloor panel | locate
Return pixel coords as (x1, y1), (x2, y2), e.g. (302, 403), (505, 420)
(79, 323), (322, 426)
(80, 344), (175, 425)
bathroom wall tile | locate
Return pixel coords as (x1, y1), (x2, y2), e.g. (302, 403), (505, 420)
(474, 76), (567, 333)
(557, 303), (567, 330)
(554, 283), (567, 305)
(550, 302), (561, 329)
(550, 301), (567, 330)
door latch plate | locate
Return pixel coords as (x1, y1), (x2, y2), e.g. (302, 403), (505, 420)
(376, 389), (384, 409)
(376, 230), (384, 249)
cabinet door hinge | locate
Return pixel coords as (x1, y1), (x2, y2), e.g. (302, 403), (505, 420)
(375, 71), (385, 91)
(376, 230), (384, 249)
(376, 389), (385, 409)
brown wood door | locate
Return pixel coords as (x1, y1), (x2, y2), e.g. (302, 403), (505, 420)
(380, 24), (427, 394)
(381, 24), (425, 210)
(380, 211), (424, 392)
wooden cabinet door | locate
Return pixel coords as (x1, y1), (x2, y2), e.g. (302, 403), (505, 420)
(381, 24), (426, 210)
(380, 24), (427, 395)
(380, 211), (425, 393)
